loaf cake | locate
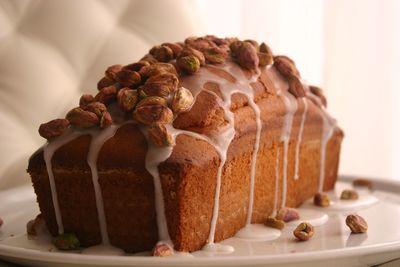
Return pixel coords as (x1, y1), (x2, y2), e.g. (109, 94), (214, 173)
(27, 35), (343, 254)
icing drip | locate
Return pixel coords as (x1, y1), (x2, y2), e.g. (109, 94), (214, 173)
(180, 63), (261, 249)
(279, 92), (297, 208)
(140, 123), (216, 251)
(220, 64), (262, 226)
(305, 91), (337, 192)
(43, 128), (83, 234)
(318, 112), (335, 192)
(266, 66), (298, 208)
(272, 148), (280, 217)
(293, 98), (309, 180)
(87, 124), (121, 245)
(235, 224), (280, 241)
(140, 126), (174, 246)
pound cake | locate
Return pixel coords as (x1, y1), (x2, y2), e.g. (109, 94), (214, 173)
(27, 35), (343, 253)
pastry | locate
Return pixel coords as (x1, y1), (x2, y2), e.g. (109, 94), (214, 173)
(27, 36), (343, 253)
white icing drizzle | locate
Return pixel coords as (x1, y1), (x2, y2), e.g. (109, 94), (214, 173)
(221, 64), (262, 226)
(140, 123), (219, 252)
(293, 98), (309, 180)
(180, 62), (262, 248)
(305, 91), (337, 192)
(139, 126), (174, 246)
(272, 148), (280, 217)
(318, 114), (335, 192)
(87, 124), (121, 245)
(43, 128), (83, 234)
(265, 66), (298, 208)
(235, 224), (280, 241)
(279, 93), (297, 208)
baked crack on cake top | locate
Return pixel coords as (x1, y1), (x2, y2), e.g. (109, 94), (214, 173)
(27, 35), (343, 254)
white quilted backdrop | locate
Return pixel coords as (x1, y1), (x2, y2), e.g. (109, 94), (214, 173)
(0, 0), (202, 189)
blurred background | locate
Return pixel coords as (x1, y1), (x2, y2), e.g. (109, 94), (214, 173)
(0, 0), (399, 189)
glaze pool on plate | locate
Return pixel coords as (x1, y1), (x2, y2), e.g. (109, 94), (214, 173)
(0, 176), (400, 267)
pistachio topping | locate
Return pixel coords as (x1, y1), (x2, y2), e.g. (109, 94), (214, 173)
(340, 189), (359, 200)
(38, 35), (312, 146)
(313, 192), (331, 207)
(53, 233), (80, 250)
(265, 216), (285, 230)
(293, 222), (314, 241)
(276, 207), (300, 222)
(346, 214), (368, 234)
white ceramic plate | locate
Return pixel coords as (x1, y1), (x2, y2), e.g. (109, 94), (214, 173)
(0, 176), (400, 267)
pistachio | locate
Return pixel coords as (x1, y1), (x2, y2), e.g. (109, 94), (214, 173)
(140, 54), (158, 65)
(178, 47), (205, 65)
(85, 102), (107, 118)
(184, 36), (197, 45)
(225, 37), (240, 46)
(143, 73), (179, 97)
(177, 55), (200, 74)
(115, 69), (141, 87)
(139, 63), (178, 79)
(346, 214), (368, 234)
(100, 111), (113, 128)
(288, 75), (306, 98)
(95, 85), (117, 105)
(229, 40), (243, 57)
(276, 207), (300, 222)
(264, 216), (285, 230)
(340, 189), (359, 200)
(136, 96), (168, 108)
(151, 243), (173, 257)
(137, 86), (148, 99)
(150, 45), (174, 62)
(244, 39), (259, 50)
(171, 86), (194, 113)
(258, 52), (273, 67)
(293, 222), (314, 241)
(309, 85), (327, 107)
(185, 36), (215, 51)
(274, 55), (300, 78)
(97, 76), (114, 90)
(352, 178), (373, 190)
(133, 97), (173, 125)
(117, 88), (138, 112)
(204, 47), (228, 64)
(205, 35), (228, 46)
(66, 107), (99, 128)
(234, 41), (259, 70)
(148, 123), (173, 147)
(39, 119), (70, 140)
(105, 64), (122, 81)
(53, 233), (80, 250)
(313, 193), (331, 207)
(79, 94), (95, 108)
(123, 61), (150, 72)
(218, 44), (231, 55)
(26, 214), (42, 236)
(162, 42), (183, 57)
(259, 42), (273, 55)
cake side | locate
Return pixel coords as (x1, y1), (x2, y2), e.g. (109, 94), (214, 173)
(28, 93), (343, 252)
